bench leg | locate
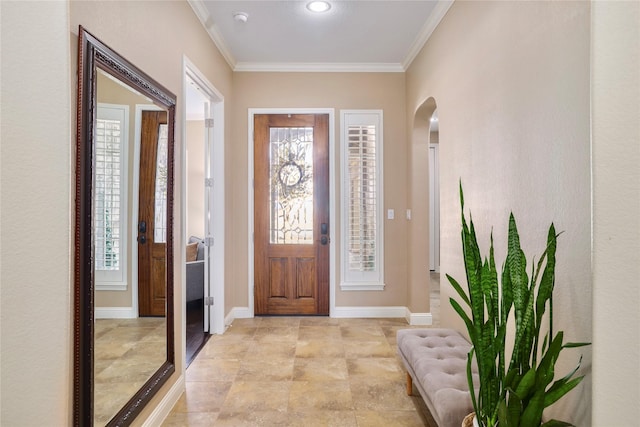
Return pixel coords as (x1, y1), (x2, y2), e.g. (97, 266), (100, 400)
(406, 372), (413, 396)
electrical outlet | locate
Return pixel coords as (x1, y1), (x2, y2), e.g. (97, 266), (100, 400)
(387, 209), (395, 220)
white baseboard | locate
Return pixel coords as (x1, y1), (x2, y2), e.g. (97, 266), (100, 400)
(332, 306), (408, 319)
(224, 306), (253, 326)
(95, 306), (137, 319)
(222, 305), (432, 327)
(141, 374), (185, 427)
(405, 310), (433, 326)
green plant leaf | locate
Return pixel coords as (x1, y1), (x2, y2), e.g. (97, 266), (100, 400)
(544, 376), (585, 408)
(520, 389), (544, 427)
(447, 273), (471, 306)
(515, 367), (536, 400)
(541, 420), (574, 427)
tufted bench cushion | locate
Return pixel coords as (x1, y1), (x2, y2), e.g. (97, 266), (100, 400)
(397, 328), (479, 427)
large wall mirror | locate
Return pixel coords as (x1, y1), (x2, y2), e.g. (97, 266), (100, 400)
(74, 26), (176, 426)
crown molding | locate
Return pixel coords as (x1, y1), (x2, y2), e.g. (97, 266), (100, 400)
(234, 62), (405, 73)
(187, 0), (237, 70)
(188, 0), (452, 73)
(402, 0), (455, 70)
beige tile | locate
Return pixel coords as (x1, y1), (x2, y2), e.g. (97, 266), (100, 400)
(354, 410), (426, 427)
(350, 379), (416, 411)
(161, 411), (219, 426)
(299, 317), (342, 327)
(199, 340), (252, 359)
(219, 325), (257, 340)
(296, 339), (345, 358)
(171, 381), (232, 413)
(254, 326), (299, 343)
(340, 325), (386, 341)
(237, 357), (294, 381)
(343, 340), (395, 358)
(186, 358), (240, 382)
(246, 340), (297, 359)
(298, 325), (342, 340)
(258, 316), (301, 328)
(286, 410), (358, 426)
(214, 410), (289, 426)
(346, 358), (405, 381)
(293, 358), (349, 381)
(288, 381), (354, 411)
(222, 381), (291, 412)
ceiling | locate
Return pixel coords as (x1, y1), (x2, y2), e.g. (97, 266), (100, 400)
(188, 0), (453, 72)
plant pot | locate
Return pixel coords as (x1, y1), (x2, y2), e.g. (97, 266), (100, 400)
(462, 413), (475, 427)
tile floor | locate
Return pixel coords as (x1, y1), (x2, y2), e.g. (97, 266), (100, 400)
(94, 317), (166, 426)
(162, 273), (441, 427)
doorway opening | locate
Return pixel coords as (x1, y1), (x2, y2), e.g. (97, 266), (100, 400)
(429, 109), (440, 273)
(183, 59), (225, 366)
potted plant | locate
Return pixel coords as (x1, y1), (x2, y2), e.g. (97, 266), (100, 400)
(447, 184), (589, 427)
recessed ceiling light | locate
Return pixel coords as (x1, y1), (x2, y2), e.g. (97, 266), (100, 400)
(306, 1), (331, 13)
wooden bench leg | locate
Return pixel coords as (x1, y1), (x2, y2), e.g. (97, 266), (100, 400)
(406, 372), (413, 396)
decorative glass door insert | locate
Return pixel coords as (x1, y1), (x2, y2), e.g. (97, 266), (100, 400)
(269, 127), (314, 244)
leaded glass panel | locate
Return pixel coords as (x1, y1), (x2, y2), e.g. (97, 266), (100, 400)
(269, 127), (314, 244)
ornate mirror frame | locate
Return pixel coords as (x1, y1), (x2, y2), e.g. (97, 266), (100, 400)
(74, 26), (176, 426)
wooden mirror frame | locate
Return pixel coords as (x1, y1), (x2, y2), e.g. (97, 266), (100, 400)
(74, 26), (176, 426)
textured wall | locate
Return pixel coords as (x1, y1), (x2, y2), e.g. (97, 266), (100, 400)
(1, 2), (72, 425)
(591, 1), (640, 423)
(406, 2), (592, 424)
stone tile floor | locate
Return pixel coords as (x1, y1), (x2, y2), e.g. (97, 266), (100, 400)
(163, 274), (441, 426)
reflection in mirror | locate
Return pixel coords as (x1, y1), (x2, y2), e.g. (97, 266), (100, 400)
(92, 70), (168, 425)
(74, 27), (175, 427)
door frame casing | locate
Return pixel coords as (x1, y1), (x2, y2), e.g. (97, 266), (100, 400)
(248, 108), (336, 317)
(182, 57), (225, 344)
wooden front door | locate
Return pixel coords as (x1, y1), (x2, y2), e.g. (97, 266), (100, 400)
(138, 110), (168, 317)
(254, 114), (330, 315)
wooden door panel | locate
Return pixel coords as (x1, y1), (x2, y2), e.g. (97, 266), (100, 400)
(296, 258), (316, 298)
(138, 110), (167, 317)
(254, 114), (329, 315)
(269, 258), (287, 298)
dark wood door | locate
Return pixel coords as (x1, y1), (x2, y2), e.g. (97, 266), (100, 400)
(138, 110), (168, 317)
(254, 114), (330, 315)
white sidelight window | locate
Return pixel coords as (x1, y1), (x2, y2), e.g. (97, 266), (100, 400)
(340, 110), (384, 291)
(94, 103), (129, 290)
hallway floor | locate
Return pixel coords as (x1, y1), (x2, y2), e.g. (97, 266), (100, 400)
(163, 274), (441, 426)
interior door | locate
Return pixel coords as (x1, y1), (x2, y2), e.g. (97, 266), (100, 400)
(138, 110), (168, 317)
(254, 114), (329, 315)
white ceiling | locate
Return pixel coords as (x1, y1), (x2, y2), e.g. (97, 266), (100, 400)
(188, 0), (453, 72)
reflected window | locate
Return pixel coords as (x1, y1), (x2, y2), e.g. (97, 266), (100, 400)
(154, 124), (168, 243)
(95, 103), (128, 288)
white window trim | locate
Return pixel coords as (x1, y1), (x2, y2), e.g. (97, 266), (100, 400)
(95, 103), (129, 291)
(340, 110), (385, 291)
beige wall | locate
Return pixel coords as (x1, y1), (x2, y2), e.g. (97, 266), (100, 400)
(591, 1), (640, 423)
(186, 120), (206, 240)
(229, 72), (408, 310)
(406, 1), (592, 424)
(1, 2), (73, 425)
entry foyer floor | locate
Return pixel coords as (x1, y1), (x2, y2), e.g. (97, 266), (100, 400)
(162, 274), (441, 426)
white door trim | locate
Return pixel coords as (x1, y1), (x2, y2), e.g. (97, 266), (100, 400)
(182, 56), (225, 347)
(248, 108), (336, 317)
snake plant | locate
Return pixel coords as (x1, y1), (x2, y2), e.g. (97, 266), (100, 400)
(447, 184), (589, 427)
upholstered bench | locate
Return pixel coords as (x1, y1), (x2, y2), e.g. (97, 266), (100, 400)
(397, 328), (479, 427)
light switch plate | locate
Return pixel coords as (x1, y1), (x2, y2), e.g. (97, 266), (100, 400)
(387, 209), (395, 220)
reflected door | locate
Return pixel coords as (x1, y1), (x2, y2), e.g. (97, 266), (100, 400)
(254, 114), (329, 315)
(138, 111), (168, 317)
